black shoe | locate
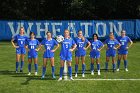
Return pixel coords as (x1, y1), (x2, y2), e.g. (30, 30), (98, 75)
(20, 69), (23, 73)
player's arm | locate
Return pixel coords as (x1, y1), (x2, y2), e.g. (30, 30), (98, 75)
(51, 44), (60, 52)
(127, 41), (133, 49)
(114, 43), (121, 50)
(98, 45), (104, 51)
(37, 44), (42, 51)
(84, 41), (91, 50)
(69, 44), (77, 52)
(11, 38), (19, 48)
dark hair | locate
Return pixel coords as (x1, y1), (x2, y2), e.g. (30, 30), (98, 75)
(46, 31), (51, 35)
(92, 33), (98, 39)
(30, 32), (35, 36)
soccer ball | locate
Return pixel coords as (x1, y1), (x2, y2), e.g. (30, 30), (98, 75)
(56, 35), (64, 43)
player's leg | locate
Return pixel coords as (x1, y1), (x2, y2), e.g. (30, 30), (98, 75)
(28, 58), (32, 75)
(117, 54), (122, 71)
(58, 60), (64, 81)
(96, 58), (101, 75)
(41, 58), (47, 78)
(50, 57), (56, 78)
(20, 48), (26, 72)
(123, 54), (128, 71)
(105, 57), (110, 71)
(34, 58), (38, 75)
(90, 58), (94, 75)
(75, 57), (79, 77)
(67, 61), (73, 80)
(112, 57), (116, 72)
(16, 54), (21, 73)
(81, 56), (86, 77)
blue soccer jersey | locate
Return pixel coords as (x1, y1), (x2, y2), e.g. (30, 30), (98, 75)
(13, 34), (28, 54)
(117, 36), (132, 55)
(60, 38), (75, 61)
(41, 38), (58, 58)
(90, 40), (104, 58)
(104, 38), (120, 57)
(26, 39), (40, 58)
(74, 37), (89, 57)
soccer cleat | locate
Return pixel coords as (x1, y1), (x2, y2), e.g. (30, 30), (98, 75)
(16, 71), (18, 73)
(35, 72), (38, 76)
(125, 68), (128, 72)
(91, 71), (94, 75)
(70, 77), (74, 80)
(75, 73), (77, 77)
(28, 72), (31, 76)
(98, 71), (101, 75)
(82, 73), (85, 77)
(58, 77), (62, 81)
(20, 69), (23, 73)
(52, 75), (56, 79)
(41, 75), (45, 79)
(116, 68), (119, 71)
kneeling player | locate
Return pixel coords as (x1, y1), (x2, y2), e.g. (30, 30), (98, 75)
(117, 30), (133, 71)
(26, 32), (40, 75)
(90, 34), (104, 75)
(104, 33), (120, 72)
(58, 30), (77, 81)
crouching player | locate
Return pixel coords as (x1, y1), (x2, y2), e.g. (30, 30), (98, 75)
(25, 32), (40, 75)
(58, 30), (77, 81)
(104, 32), (121, 72)
(74, 30), (91, 77)
(90, 34), (104, 75)
(40, 32), (59, 79)
(117, 30), (133, 71)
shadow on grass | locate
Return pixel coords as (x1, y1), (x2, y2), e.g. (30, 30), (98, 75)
(0, 70), (27, 75)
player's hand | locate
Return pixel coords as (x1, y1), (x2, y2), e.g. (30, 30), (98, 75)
(14, 46), (19, 48)
(51, 50), (55, 52)
(97, 49), (100, 51)
(113, 47), (117, 50)
(35, 49), (39, 51)
(69, 49), (74, 52)
(126, 47), (129, 50)
(106, 47), (109, 50)
(83, 47), (87, 50)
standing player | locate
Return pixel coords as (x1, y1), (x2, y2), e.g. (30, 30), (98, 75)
(11, 27), (28, 73)
(58, 30), (77, 81)
(26, 32), (40, 75)
(90, 34), (104, 75)
(74, 30), (91, 77)
(104, 32), (121, 72)
(117, 30), (133, 71)
(40, 32), (59, 79)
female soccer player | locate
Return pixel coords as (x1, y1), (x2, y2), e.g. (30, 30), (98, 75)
(40, 32), (59, 79)
(117, 30), (133, 71)
(90, 33), (104, 75)
(58, 30), (77, 81)
(11, 27), (28, 73)
(104, 32), (121, 72)
(74, 30), (91, 77)
(25, 32), (40, 75)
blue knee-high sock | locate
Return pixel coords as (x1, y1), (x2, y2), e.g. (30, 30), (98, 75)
(105, 62), (108, 70)
(90, 63), (94, 72)
(52, 66), (55, 76)
(20, 61), (24, 70)
(34, 64), (38, 72)
(75, 64), (78, 74)
(68, 66), (72, 77)
(42, 66), (46, 76)
(124, 60), (128, 68)
(112, 63), (116, 70)
(60, 67), (64, 77)
(82, 64), (85, 74)
(117, 60), (121, 69)
(28, 64), (31, 72)
(97, 63), (100, 71)
(16, 62), (19, 71)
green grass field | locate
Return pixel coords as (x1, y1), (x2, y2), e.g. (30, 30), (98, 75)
(0, 42), (140, 93)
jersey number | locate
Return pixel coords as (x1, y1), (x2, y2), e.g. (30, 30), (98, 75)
(31, 46), (34, 49)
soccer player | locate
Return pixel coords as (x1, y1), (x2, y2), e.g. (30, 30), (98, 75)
(25, 32), (40, 75)
(11, 27), (28, 73)
(117, 30), (133, 71)
(58, 30), (77, 81)
(40, 32), (59, 79)
(104, 32), (121, 72)
(74, 30), (91, 77)
(90, 33), (104, 75)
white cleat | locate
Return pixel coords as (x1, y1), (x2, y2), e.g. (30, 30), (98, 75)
(98, 71), (101, 75)
(58, 77), (62, 81)
(28, 72), (31, 76)
(91, 71), (94, 75)
(125, 68), (128, 72)
(75, 73), (78, 77)
(82, 73), (85, 77)
(35, 72), (38, 76)
(70, 77), (74, 80)
(116, 68), (119, 71)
